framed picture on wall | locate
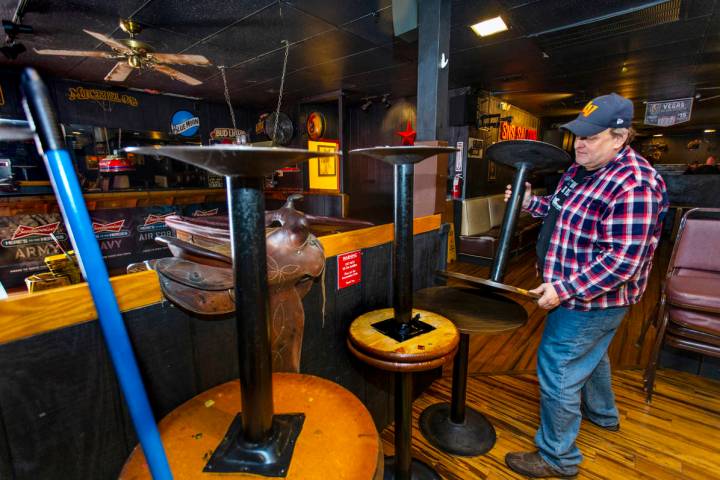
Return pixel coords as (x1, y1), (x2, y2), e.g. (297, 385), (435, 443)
(308, 139), (340, 191)
(317, 144), (337, 176)
(468, 137), (483, 158)
(488, 160), (497, 182)
(85, 155), (99, 170)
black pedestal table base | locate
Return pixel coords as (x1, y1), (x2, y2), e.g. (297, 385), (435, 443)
(419, 403), (496, 456)
(382, 457), (441, 480)
(204, 413), (305, 476)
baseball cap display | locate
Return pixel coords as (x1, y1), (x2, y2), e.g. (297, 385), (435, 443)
(562, 93), (633, 137)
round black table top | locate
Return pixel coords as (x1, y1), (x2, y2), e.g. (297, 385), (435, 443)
(350, 145), (458, 165)
(124, 145), (338, 177)
(438, 271), (541, 299)
(486, 140), (571, 172)
(413, 286), (527, 335)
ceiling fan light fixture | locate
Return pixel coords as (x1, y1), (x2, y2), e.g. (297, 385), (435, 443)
(35, 23), (210, 86)
(471, 16), (508, 37)
(128, 56), (142, 68)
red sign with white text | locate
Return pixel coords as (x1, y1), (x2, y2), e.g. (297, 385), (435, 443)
(338, 250), (362, 289)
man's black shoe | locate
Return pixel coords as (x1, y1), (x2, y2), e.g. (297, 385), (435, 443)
(583, 414), (620, 431)
(505, 451), (578, 478)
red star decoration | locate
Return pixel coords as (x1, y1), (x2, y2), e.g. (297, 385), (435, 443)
(395, 120), (416, 146)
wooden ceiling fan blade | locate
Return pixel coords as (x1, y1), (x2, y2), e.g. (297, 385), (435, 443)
(83, 29), (130, 52)
(153, 64), (202, 86)
(105, 61), (134, 82)
(34, 48), (114, 58)
(152, 53), (210, 66)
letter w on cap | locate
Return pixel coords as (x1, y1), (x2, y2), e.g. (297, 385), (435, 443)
(582, 102), (599, 117)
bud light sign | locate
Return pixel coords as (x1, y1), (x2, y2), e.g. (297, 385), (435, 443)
(170, 110), (200, 137)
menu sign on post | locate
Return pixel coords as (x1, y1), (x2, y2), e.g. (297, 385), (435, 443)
(644, 98), (693, 127)
(337, 250), (362, 289)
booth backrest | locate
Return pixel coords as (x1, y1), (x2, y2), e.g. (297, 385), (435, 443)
(488, 195), (507, 228)
(460, 189), (546, 236)
(461, 196), (491, 236)
(674, 218), (720, 271)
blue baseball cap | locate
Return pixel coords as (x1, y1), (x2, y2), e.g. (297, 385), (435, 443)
(561, 93), (633, 137)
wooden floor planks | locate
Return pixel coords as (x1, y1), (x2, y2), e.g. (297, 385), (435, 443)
(382, 370), (720, 479)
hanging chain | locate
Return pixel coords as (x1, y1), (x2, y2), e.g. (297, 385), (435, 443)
(271, 39), (290, 145)
(218, 66), (237, 131)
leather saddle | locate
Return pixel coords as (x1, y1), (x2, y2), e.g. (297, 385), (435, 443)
(162, 194), (373, 258)
(131, 195), (365, 372)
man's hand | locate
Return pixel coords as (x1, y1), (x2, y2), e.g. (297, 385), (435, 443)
(504, 181), (532, 209)
(530, 283), (560, 310)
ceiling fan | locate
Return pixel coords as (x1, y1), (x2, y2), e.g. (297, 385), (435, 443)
(34, 19), (210, 86)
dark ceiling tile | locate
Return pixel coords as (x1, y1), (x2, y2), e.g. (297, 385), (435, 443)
(200, 3), (333, 61)
(133, 0), (275, 40)
(283, 29), (382, 72)
(287, 0), (391, 26)
(330, 4), (397, 48)
(504, 0), (674, 36)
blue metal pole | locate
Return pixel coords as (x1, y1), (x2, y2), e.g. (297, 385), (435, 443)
(20, 69), (172, 480)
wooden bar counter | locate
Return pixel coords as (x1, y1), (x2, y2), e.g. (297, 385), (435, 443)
(0, 215), (447, 480)
(0, 188), (347, 215)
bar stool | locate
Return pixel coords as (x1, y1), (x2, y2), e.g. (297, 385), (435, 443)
(346, 145), (459, 480)
(120, 146), (382, 479)
(415, 140), (571, 456)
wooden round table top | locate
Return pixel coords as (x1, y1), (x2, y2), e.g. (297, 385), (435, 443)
(347, 338), (457, 372)
(413, 286), (527, 335)
(120, 373), (381, 480)
(348, 308), (459, 363)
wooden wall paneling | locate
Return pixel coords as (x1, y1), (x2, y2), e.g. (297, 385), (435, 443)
(358, 243), (395, 430)
(0, 322), (130, 480)
(300, 256), (341, 382)
(187, 312), (239, 393)
(0, 402), (14, 479)
(123, 304), (198, 418)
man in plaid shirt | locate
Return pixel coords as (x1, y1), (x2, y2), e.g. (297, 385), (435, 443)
(505, 93), (668, 478)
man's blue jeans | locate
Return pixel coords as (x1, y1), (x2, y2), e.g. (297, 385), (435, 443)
(535, 305), (629, 474)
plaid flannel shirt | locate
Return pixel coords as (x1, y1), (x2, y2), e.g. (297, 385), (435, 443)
(526, 146), (668, 311)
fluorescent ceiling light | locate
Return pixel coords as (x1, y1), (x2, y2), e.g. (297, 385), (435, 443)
(471, 16), (508, 37)
(704, 129), (716, 133)
(653, 134), (663, 137)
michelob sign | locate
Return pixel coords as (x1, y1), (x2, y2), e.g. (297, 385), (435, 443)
(170, 110), (200, 137)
